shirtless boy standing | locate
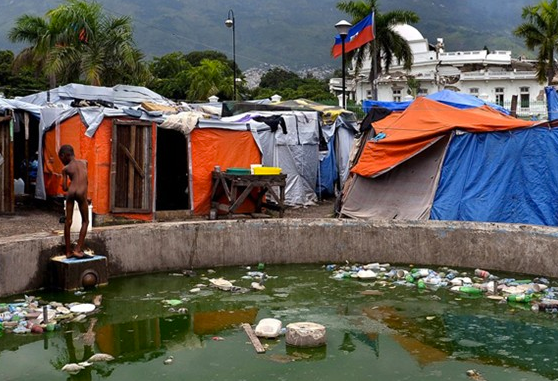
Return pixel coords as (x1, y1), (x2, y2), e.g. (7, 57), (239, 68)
(59, 145), (89, 258)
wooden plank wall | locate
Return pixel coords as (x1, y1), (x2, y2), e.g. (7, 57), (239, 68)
(0, 116), (14, 213)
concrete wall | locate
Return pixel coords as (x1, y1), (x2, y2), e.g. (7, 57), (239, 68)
(1, 219), (557, 297)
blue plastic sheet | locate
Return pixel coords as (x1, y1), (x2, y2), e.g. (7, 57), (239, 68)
(362, 100), (411, 113)
(316, 134), (338, 197)
(545, 86), (558, 121)
(431, 127), (558, 226)
(362, 90), (509, 115)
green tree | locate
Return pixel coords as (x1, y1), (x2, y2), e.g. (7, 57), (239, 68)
(514, 0), (558, 85)
(149, 52), (192, 100)
(184, 50), (238, 74)
(186, 59), (234, 101)
(336, 0), (419, 99)
(0, 50), (48, 97)
(252, 68), (334, 101)
(259, 68), (300, 88)
(9, 0), (147, 87)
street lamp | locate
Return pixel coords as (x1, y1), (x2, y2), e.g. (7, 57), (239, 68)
(335, 20), (352, 110)
(225, 9), (236, 100)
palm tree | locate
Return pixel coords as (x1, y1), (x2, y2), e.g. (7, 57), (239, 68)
(8, 14), (61, 86)
(9, 0), (145, 86)
(336, 0), (419, 99)
(514, 0), (558, 85)
(186, 59), (234, 101)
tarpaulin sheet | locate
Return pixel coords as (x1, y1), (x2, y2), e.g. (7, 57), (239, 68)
(352, 97), (534, 178)
(341, 135), (449, 220)
(190, 128), (261, 215)
(316, 135), (337, 197)
(362, 90), (509, 115)
(430, 127), (558, 226)
(545, 86), (558, 121)
(362, 100), (411, 113)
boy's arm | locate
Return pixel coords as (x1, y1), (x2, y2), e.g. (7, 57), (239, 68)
(61, 167), (68, 192)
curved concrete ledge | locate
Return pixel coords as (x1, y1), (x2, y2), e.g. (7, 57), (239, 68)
(1, 218), (557, 297)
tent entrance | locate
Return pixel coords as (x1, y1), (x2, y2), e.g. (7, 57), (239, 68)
(156, 128), (189, 211)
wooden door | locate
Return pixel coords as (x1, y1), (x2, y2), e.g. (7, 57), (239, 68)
(0, 116), (13, 213)
(110, 119), (152, 213)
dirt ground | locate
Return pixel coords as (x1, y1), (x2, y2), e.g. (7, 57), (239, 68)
(0, 197), (337, 239)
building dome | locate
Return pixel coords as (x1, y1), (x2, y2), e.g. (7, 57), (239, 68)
(391, 24), (424, 41)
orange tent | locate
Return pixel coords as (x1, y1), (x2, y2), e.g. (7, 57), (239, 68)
(189, 128), (261, 215)
(351, 97), (535, 178)
(43, 114), (157, 221)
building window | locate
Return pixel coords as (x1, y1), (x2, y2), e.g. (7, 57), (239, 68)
(418, 88), (428, 96)
(469, 88), (479, 97)
(366, 90), (372, 99)
(520, 87), (530, 108)
(495, 87), (504, 106)
(393, 89), (402, 102)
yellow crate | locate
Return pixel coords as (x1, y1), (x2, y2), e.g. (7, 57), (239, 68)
(253, 166), (282, 175)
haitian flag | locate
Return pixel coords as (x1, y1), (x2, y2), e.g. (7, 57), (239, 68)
(332, 12), (375, 58)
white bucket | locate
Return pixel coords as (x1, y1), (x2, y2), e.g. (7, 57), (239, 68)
(64, 201), (93, 233)
(255, 318), (282, 338)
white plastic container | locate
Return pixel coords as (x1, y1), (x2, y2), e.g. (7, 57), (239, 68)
(255, 318), (282, 338)
(64, 201), (93, 233)
(14, 178), (24, 195)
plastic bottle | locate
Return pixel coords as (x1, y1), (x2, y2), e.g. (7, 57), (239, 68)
(417, 279), (426, 290)
(474, 269), (490, 278)
(405, 274), (415, 283)
(507, 294), (532, 303)
(458, 286), (483, 295)
(532, 302), (558, 313)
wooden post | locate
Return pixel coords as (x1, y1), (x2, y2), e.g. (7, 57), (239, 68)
(241, 323), (266, 353)
(128, 125), (136, 208)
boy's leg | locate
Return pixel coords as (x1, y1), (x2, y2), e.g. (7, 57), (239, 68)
(64, 199), (75, 258)
(73, 197), (89, 257)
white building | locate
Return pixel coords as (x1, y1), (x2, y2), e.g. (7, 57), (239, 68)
(330, 24), (547, 118)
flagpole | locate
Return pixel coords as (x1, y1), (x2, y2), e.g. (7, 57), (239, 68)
(372, 10), (377, 101)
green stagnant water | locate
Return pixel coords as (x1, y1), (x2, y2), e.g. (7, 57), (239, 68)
(1, 264), (558, 381)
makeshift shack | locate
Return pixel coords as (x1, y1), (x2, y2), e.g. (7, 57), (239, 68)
(159, 115), (263, 216)
(340, 97), (558, 226)
(215, 110), (321, 207)
(20, 84), (174, 223)
(0, 98), (43, 209)
(224, 99), (358, 200)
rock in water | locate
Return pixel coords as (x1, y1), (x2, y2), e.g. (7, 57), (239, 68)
(285, 322), (327, 348)
(88, 353), (115, 362)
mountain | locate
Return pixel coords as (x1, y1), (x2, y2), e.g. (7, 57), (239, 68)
(0, 0), (536, 70)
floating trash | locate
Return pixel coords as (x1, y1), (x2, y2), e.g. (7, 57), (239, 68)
(326, 262), (557, 314)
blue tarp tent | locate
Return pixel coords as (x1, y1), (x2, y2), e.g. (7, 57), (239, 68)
(342, 98), (558, 226)
(430, 127), (558, 226)
(362, 90), (510, 115)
